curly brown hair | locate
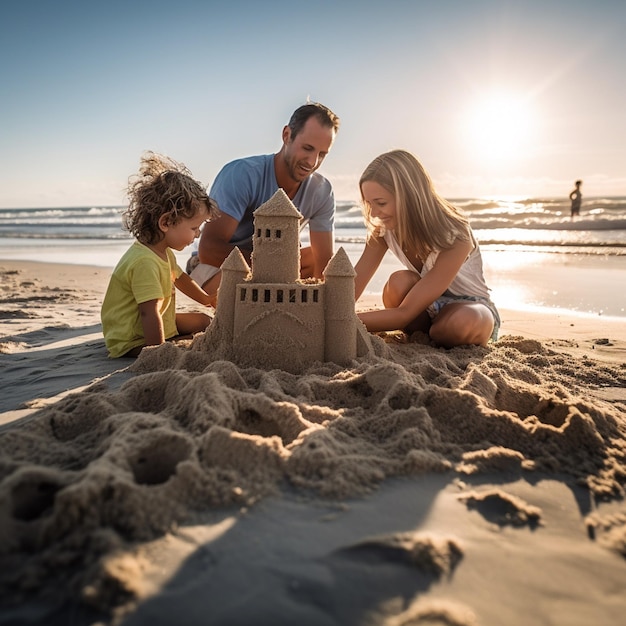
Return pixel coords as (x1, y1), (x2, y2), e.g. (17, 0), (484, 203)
(123, 152), (218, 245)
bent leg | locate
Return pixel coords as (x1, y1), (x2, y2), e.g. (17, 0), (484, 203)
(383, 270), (431, 334)
(429, 302), (494, 348)
(175, 312), (212, 337)
(382, 270), (419, 307)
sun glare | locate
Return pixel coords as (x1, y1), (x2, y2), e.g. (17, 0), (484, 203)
(463, 91), (535, 164)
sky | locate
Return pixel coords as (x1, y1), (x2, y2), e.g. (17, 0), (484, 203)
(1, 0), (625, 208)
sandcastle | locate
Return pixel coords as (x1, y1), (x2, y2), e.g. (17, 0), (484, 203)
(194, 189), (373, 372)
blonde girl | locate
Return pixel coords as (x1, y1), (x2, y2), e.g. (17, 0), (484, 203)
(355, 149), (499, 347)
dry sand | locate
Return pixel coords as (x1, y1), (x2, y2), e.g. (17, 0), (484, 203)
(1, 259), (625, 626)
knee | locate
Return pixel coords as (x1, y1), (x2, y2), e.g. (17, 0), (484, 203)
(383, 270), (419, 308)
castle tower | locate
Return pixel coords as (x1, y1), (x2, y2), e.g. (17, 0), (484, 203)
(251, 189), (302, 284)
(323, 247), (357, 364)
(218, 247), (250, 337)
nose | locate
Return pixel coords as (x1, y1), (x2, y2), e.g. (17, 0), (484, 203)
(306, 153), (322, 170)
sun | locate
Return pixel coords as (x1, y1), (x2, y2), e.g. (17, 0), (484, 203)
(462, 91), (535, 163)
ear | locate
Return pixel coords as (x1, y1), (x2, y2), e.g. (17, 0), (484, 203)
(158, 213), (171, 232)
(282, 125), (291, 145)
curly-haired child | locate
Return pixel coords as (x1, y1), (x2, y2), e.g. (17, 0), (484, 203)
(101, 152), (219, 357)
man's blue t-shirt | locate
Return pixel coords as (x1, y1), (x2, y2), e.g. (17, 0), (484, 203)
(209, 154), (335, 250)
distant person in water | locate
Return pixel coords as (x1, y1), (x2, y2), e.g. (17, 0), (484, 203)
(569, 180), (582, 219)
(354, 149), (499, 348)
(101, 152), (218, 358)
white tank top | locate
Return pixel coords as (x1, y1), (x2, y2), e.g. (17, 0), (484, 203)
(383, 230), (492, 300)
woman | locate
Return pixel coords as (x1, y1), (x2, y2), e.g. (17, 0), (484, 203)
(354, 149), (499, 348)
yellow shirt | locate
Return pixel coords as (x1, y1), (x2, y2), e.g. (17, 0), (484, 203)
(101, 242), (183, 357)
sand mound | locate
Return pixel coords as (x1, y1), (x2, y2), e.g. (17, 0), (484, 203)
(1, 334), (625, 616)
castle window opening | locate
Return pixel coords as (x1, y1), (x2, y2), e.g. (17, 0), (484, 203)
(240, 288), (246, 301)
(264, 289), (271, 302)
(289, 289), (296, 303)
(301, 290), (308, 303)
(313, 289), (319, 303)
(252, 289), (258, 302)
(277, 290), (284, 303)
(265, 229), (271, 238)
(256, 228), (261, 238)
(276, 230), (281, 238)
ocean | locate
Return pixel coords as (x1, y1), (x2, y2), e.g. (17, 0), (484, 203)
(333, 196), (626, 250)
(1, 197), (625, 317)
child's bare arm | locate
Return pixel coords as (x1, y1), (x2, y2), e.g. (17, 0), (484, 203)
(138, 299), (165, 346)
(174, 272), (213, 306)
(358, 238), (472, 332)
(354, 235), (387, 301)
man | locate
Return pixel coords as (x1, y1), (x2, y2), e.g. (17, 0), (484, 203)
(189, 102), (340, 305)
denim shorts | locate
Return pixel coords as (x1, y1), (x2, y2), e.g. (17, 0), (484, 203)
(427, 292), (501, 342)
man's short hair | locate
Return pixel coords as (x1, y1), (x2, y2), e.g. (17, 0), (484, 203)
(288, 102), (340, 139)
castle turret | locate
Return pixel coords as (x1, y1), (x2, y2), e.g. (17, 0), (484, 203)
(217, 247), (250, 337)
(251, 189), (302, 284)
(323, 247), (357, 364)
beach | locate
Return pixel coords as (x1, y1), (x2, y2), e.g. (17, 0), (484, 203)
(1, 254), (625, 626)
(4, 0), (626, 619)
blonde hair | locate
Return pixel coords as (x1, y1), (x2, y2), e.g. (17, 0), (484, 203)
(124, 151), (218, 245)
(359, 150), (470, 262)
